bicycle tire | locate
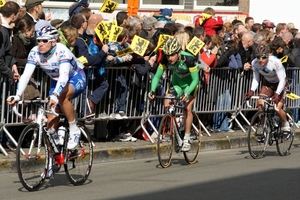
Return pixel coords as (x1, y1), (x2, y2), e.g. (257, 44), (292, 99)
(16, 123), (47, 191)
(183, 112), (201, 164)
(247, 111), (270, 159)
(157, 114), (174, 168)
(64, 122), (93, 186)
(276, 110), (295, 156)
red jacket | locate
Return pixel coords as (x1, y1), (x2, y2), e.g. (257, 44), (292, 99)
(195, 16), (223, 36)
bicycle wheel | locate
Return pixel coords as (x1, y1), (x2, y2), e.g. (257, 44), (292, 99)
(247, 111), (270, 159)
(157, 114), (174, 168)
(16, 123), (47, 191)
(184, 112), (201, 164)
(64, 123), (93, 186)
(276, 110), (295, 156)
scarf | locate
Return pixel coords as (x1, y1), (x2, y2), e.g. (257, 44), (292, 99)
(18, 31), (31, 46)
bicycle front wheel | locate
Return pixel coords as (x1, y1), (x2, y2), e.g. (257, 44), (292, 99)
(157, 114), (174, 168)
(247, 111), (269, 159)
(276, 110), (295, 156)
(64, 123), (93, 186)
(183, 112), (201, 164)
(16, 123), (47, 191)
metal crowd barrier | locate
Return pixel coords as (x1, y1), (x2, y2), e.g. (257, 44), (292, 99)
(1, 66), (300, 155)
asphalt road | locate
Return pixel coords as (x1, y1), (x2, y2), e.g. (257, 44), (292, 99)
(1, 140), (300, 200)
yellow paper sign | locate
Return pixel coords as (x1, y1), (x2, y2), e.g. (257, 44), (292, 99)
(109, 25), (123, 42)
(77, 56), (88, 65)
(99, 0), (119, 13)
(130, 35), (150, 56)
(186, 36), (205, 56)
(199, 13), (212, 25)
(116, 47), (134, 57)
(157, 34), (173, 48)
(280, 55), (288, 63)
(286, 92), (300, 100)
(152, 37), (166, 52)
(103, 20), (117, 32)
(94, 21), (109, 43)
(0, 0), (6, 7)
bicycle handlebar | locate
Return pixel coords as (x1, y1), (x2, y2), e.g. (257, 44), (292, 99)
(246, 96), (279, 111)
(12, 99), (59, 117)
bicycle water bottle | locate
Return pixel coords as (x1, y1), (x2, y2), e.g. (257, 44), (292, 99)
(48, 128), (58, 142)
(272, 115), (280, 128)
(56, 126), (66, 146)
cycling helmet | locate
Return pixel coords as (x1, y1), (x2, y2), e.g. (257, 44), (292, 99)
(163, 38), (181, 55)
(255, 44), (270, 57)
(36, 25), (58, 40)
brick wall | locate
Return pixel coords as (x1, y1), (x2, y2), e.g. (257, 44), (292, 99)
(238, 0), (249, 12)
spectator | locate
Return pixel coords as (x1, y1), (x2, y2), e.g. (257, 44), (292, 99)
(238, 32), (254, 72)
(50, 19), (64, 29)
(245, 16), (254, 33)
(116, 11), (129, 27)
(23, 0), (44, 22)
(69, 0), (89, 18)
(0, 1), (20, 82)
(194, 7), (223, 36)
(12, 19), (35, 66)
(201, 35), (217, 84)
(262, 21), (276, 33)
(140, 16), (157, 39)
(83, 13), (103, 44)
(58, 25), (78, 53)
(275, 23), (288, 38)
(287, 22), (295, 30)
(153, 8), (175, 24)
(251, 23), (262, 35)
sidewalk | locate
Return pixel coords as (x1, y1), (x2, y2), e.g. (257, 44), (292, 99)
(0, 129), (299, 173)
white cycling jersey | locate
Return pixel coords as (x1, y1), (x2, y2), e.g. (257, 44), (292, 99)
(250, 55), (286, 95)
(17, 43), (84, 97)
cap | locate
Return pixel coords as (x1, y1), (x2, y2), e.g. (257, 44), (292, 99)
(25, 0), (44, 10)
(262, 21), (276, 28)
(50, 19), (64, 27)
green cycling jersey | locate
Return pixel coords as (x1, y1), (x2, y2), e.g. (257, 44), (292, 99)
(150, 51), (200, 97)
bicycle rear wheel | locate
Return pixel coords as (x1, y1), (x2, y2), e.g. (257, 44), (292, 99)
(64, 123), (93, 186)
(157, 114), (174, 168)
(247, 111), (269, 159)
(276, 110), (295, 156)
(184, 112), (201, 164)
(16, 123), (47, 191)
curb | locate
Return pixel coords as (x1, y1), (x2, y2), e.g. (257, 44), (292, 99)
(0, 131), (299, 173)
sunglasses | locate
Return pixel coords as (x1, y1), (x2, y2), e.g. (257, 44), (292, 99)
(37, 39), (52, 44)
(256, 55), (268, 60)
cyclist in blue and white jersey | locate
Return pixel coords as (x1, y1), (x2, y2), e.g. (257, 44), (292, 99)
(7, 26), (86, 150)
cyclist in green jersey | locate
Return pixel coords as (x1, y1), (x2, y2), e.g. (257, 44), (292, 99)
(148, 38), (200, 152)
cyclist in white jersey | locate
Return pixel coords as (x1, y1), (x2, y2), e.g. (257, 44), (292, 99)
(7, 26), (86, 150)
(245, 44), (290, 138)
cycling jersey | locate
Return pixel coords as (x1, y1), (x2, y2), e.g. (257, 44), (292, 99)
(17, 43), (86, 97)
(150, 51), (200, 97)
(250, 55), (286, 95)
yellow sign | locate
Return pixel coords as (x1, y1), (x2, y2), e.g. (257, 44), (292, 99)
(103, 20), (117, 32)
(77, 56), (88, 65)
(130, 35), (150, 56)
(109, 25), (123, 42)
(116, 47), (134, 57)
(286, 92), (300, 100)
(199, 13), (212, 25)
(0, 0), (6, 7)
(94, 21), (109, 43)
(157, 34), (173, 47)
(99, 0), (119, 13)
(280, 55), (288, 63)
(186, 36), (205, 56)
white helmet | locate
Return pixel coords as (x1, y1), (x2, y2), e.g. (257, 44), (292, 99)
(36, 25), (58, 40)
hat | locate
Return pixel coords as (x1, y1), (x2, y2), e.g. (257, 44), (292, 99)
(50, 19), (64, 27)
(262, 21), (276, 28)
(68, 0), (89, 17)
(142, 16), (158, 30)
(35, 20), (51, 32)
(25, 0), (44, 10)
(159, 8), (173, 17)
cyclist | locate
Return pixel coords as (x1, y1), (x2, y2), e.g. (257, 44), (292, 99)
(7, 25), (86, 151)
(245, 44), (290, 139)
(148, 38), (200, 152)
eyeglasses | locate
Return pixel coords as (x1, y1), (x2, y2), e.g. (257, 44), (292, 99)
(256, 55), (268, 60)
(37, 39), (52, 44)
